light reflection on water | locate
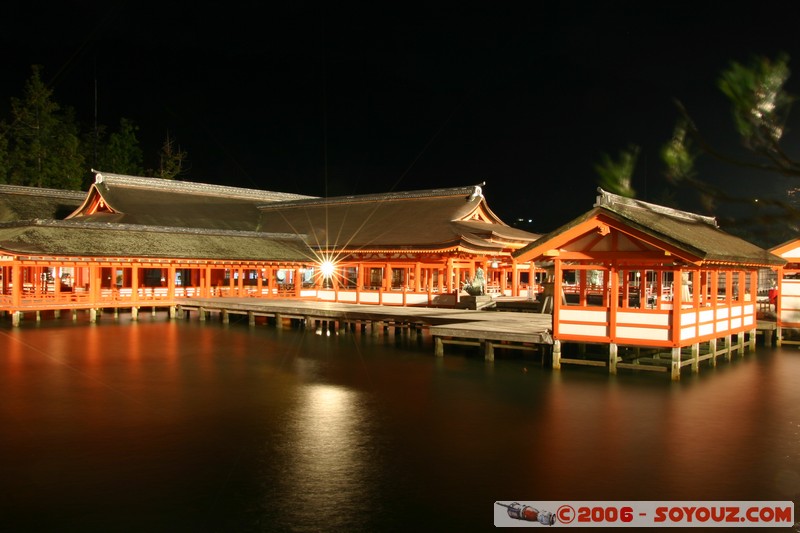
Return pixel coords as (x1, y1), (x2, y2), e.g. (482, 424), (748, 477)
(1, 312), (800, 531)
(266, 381), (380, 532)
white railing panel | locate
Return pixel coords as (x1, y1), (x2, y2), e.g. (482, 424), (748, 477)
(560, 308), (608, 323)
(560, 323), (607, 337)
(698, 323), (715, 336)
(616, 326), (670, 342)
(617, 311), (669, 326)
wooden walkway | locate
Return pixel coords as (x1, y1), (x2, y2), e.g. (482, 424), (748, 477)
(4, 295), (778, 373)
(177, 297), (554, 361)
(176, 298), (779, 373)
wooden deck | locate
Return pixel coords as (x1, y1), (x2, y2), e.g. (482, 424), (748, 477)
(4, 295), (778, 375)
(177, 297), (554, 361)
(176, 298), (780, 375)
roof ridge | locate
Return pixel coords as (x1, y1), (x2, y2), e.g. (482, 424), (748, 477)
(595, 187), (718, 227)
(258, 183), (486, 210)
(92, 170), (316, 203)
(0, 183), (86, 199)
(2, 218), (307, 240)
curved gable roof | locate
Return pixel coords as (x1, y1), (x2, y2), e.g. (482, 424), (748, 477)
(0, 219), (311, 262)
(256, 184), (539, 253)
(514, 189), (785, 267)
(67, 171), (316, 231)
(0, 184), (85, 222)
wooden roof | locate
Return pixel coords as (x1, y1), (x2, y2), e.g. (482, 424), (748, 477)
(0, 220), (312, 262)
(0, 176), (538, 262)
(67, 171), (316, 231)
(256, 184), (540, 254)
(0, 184), (85, 222)
(770, 238), (800, 262)
(514, 189), (785, 267)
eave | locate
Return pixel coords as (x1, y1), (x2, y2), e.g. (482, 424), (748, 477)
(515, 207), (783, 268)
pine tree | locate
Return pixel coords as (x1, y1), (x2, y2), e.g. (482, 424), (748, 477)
(5, 66), (85, 189)
(595, 144), (639, 198)
(94, 118), (144, 177)
(154, 133), (187, 180)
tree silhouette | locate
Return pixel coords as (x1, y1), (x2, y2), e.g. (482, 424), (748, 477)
(595, 144), (639, 198)
(3, 66), (84, 189)
(0, 66), (188, 189)
(665, 53), (800, 244)
(598, 53), (800, 246)
(153, 133), (188, 180)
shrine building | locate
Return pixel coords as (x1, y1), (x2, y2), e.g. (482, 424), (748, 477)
(513, 188), (785, 379)
(0, 171), (541, 324)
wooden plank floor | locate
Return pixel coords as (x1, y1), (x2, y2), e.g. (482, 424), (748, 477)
(178, 297), (553, 345)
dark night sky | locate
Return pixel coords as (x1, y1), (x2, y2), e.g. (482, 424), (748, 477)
(4, 1), (800, 238)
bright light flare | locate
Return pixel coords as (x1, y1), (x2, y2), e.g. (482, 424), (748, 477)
(310, 251), (345, 287)
(320, 260), (336, 279)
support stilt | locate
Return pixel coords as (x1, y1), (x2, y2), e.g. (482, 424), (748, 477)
(552, 340), (561, 370)
(709, 338), (717, 367)
(435, 337), (444, 357)
(671, 347), (681, 380)
(725, 335), (733, 361)
(609, 343), (618, 374)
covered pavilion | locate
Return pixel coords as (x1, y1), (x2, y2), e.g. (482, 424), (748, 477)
(0, 171), (540, 323)
(256, 183), (541, 306)
(513, 189), (785, 379)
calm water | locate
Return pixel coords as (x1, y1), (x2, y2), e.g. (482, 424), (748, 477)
(2, 311), (800, 532)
